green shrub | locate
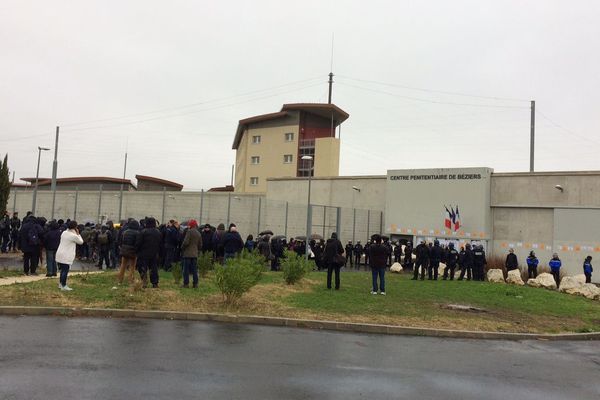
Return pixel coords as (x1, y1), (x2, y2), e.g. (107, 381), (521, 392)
(213, 253), (263, 304)
(197, 252), (214, 278)
(281, 250), (312, 285)
(172, 262), (182, 285)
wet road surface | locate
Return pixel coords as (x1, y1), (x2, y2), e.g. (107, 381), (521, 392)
(0, 316), (599, 399)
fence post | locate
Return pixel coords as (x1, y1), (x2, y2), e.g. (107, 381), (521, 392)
(284, 201), (288, 238)
(161, 187), (166, 223)
(199, 189), (204, 222)
(73, 187), (79, 221)
(97, 184), (103, 224)
(367, 209), (370, 239)
(336, 207), (341, 239)
(379, 211), (383, 235)
(12, 187), (17, 214)
(352, 208), (356, 243)
(322, 206), (327, 238)
(257, 197), (262, 235)
(226, 192), (231, 227)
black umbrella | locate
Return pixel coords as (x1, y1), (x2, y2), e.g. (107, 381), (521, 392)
(310, 233), (324, 240)
(272, 235), (287, 241)
(259, 230), (274, 236)
(294, 235), (307, 241)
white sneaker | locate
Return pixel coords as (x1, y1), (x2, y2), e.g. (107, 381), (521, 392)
(58, 283), (63, 289)
(380, 292), (386, 296)
(61, 285), (73, 291)
(370, 291), (377, 295)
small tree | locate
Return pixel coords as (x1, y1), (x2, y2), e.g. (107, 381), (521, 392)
(0, 154), (9, 214)
(213, 252), (263, 304)
(197, 252), (214, 278)
(172, 262), (182, 285)
(281, 250), (313, 285)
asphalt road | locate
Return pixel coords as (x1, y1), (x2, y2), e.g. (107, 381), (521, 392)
(1, 316), (599, 400)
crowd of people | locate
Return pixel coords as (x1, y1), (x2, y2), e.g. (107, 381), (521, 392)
(1, 210), (594, 293)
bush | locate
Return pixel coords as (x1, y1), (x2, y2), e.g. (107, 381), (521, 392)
(281, 250), (312, 285)
(172, 262), (182, 285)
(197, 252), (214, 278)
(213, 252), (264, 304)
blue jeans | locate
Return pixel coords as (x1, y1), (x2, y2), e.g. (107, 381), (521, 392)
(372, 268), (385, 292)
(58, 262), (70, 287)
(182, 257), (198, 286)
(46, 250), (57, 276)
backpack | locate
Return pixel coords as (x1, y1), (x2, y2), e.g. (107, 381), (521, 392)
(97, 232), (109, 245)
(27, 227), (40, 246)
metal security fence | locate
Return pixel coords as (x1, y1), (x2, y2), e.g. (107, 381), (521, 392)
(8, 189), (383, 244)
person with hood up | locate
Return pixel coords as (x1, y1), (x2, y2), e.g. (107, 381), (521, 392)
(117, 219), (140, 285)
(200, 224), (213, 254)
(43, 220), (62, 277)
(257, 235), (272, 263)
(55, 220), (83, 291)
(323, 232), (344, 290)
(223, 223), (244, 262)
(244, 234), (255, 252)
(20, 215), (44, 275)
(526, 250), (539, 279)
(549, 253), (562, 287)
(180, 219), (202, 288)
(213, 223), (226, 263)
(135, 217), (162, 288)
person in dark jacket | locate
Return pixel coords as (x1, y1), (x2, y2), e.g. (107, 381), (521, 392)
(412, 241), (429, 280)
(403, 242), (413, 270)
(583, 256), (593, 283)
(213, 223), (226, 263)
(345, 241), (354, 268)
(20, 215), (44, 275)
(363, 240), (371, 267)
(505, 248), (519, 272)
(244, 235), (255, 252)
(323, 232), (344, 290)
(442, 242), (459, 280)
(163, 220), (180, 271)
(458, 243), (474, 281)
(383, 238), (393, 267)
(369, 234), (388, 295)
(135, 217), (162, 288)
(353, 241), (363, 267)
(313, 239), (324, 270)
(43, 220), (62, 277)
(200, 224), (213, 254)
(9, 212), (21, 252)
(118, 219), (140, 285)
(526, 250), (539, 280)
(393, 242), (402, 264)
(223, 224), (244, 262)
(472, 244), (487, 281)
(270, 237), (284, 271)
(96, 226), (112, 269)
(181, 220), (202, 288)
(0, 211), (10, 253)
(257, 235), (271, 263)
(428, 240), (443, 280)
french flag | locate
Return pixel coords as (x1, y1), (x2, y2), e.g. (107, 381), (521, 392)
(444, 206), (452, 229)
(454, 205), (461, 231)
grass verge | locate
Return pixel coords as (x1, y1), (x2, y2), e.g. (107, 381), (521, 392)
(0, 269), (599, 334)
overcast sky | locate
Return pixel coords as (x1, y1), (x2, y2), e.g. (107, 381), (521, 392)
(1, 0), (599, 190)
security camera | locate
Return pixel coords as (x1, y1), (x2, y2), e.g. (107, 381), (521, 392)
(554, 185), (564, 192)
(352, 186), (361, 192)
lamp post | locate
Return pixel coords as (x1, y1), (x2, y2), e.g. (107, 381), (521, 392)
(352, 186), (360, 243)
(31, 146), (50, 215)
(302, 155), (313, 260)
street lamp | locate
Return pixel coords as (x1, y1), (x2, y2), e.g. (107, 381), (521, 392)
(31, 146), (50, 215)
(352, 185), (361, 243)
(302, 155), (314, 260)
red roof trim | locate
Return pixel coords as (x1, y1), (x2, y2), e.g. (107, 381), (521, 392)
(232, 111), (289, 149)
(28, 177), (133, 186)
(135, 175), (184, 189)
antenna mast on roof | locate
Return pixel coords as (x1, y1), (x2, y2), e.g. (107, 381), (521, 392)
(328, 34), (335, 104)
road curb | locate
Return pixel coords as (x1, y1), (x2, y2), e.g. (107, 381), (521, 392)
(0, 306), (598, 340)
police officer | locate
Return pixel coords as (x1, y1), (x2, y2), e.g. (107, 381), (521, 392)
(458, 243), (473, 281)
(364, 240), (372, 267)
(9, 212), (21, 252)
(443, 243), (459, 280)
(412, 240), (429, 280)
(428, 239), (443, 280)
(403, 241), (413, 271)
(353, 241), (363, 267)
(472, 244), (487, 281)
(393, 242), (402, 264)
(345, 241), (354, 268)
(383, 238), (393, 267)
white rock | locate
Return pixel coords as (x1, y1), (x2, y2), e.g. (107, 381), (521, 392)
(527, 272), (557, 290)
(390, 262), (403, 273)
(558, 276), (583, 293)
(564, 283), (600, 300)
(506, 269), (525, 286)
(573, 274), (587, 285)
(487, 269), (505, 283)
